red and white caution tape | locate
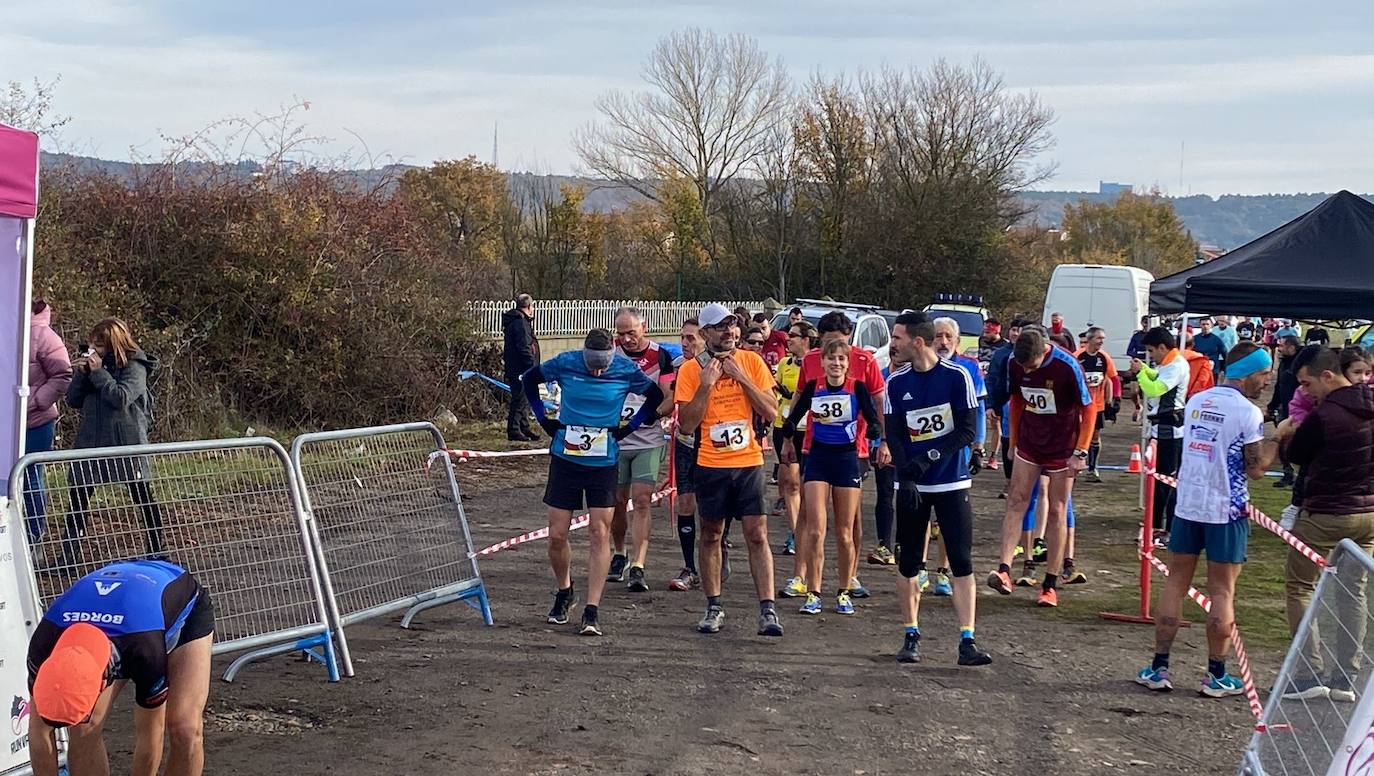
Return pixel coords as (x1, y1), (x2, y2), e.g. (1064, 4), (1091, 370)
(425, 447), (550, 472)
(1145, 469), (1328, 567)
(469, 485), (676, 559)
(1144, 552), (1265, 722)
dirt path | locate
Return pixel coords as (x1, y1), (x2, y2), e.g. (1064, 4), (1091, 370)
(101, 419), (1274, 774)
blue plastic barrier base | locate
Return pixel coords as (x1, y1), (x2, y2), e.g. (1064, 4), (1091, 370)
(222, 630), (340, 683)
(401, 582), (494, 628)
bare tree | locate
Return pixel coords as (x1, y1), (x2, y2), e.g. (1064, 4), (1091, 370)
(794, 72), (872, 293)
(573, 28), (790, 257)
(1, 76), (72, 136)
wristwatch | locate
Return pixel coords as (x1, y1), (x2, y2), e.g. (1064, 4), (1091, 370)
(1072, 449), (1089, 459)
(927, 449), (942, 462)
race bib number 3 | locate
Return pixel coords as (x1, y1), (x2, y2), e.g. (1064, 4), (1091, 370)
(906, 403), (953, 442)
(811, 395), (853, 425)
(709, 420), (751, 452)
(1021, 386), (1058, 415)
(562, 426), (609, 457)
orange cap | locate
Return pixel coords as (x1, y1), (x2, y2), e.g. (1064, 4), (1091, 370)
(32, 623), (111, 726)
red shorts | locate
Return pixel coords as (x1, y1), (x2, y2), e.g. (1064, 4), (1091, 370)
(1015, 450), (1071, 474)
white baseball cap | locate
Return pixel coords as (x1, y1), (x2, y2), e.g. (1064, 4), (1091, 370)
(699, 303), (733, 328)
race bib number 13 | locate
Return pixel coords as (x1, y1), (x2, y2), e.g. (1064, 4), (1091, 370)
(709, 420), (751, 452)
(1021, 386), (1057, 415)
(906, 403), (953, 442)
(563, 425), (609, 457)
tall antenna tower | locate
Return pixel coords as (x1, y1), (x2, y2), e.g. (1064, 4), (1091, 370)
(492, 122), (499, 169)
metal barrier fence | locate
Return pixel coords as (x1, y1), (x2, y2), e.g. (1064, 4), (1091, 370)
(465, 299), (764, 338)
(8, 438), (339, 682)
(1241, 538), (1374, 775)
(291, 422), (491, 679)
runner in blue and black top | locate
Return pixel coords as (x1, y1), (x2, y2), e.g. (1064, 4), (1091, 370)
(27, 559), (214, 776)
(883, 311), (992, 667)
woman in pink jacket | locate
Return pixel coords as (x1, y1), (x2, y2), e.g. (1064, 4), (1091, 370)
(25, 300), (73, 539)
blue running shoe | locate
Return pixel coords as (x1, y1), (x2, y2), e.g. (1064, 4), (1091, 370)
(799, 593), (822, 615)
(836, 592), (856, 615)
(849, 577), (871, 598)
(915, 570), (930, 592)
(932, 571), (953, 597)
(783, 532), (796, 556)
(1200, 673), (1245, 698)
(1135, 666), (1172, 692)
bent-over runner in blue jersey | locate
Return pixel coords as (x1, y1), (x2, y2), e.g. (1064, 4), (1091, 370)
(522, 350), (660, 468)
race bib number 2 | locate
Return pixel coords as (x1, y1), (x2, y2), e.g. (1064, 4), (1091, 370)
(563, 425), (609, 457)
(906, 403), (953, 442)
(1021, 386), (1058, 415)
(709, 420), (751, 452)
(620, 393), (645, 423)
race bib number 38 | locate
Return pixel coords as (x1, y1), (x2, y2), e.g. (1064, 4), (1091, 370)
(906, 403), (953, 442)
(1021, 386), (1058, 415)
(563, 425), (609, 457)
(811, 395), (853, 425)
(709, 420), (751, 451)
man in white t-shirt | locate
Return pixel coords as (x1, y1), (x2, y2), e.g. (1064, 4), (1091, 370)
(1135, 342), (1277, 699)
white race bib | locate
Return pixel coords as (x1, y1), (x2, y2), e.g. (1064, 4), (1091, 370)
(562, 426), (609, 457)
(709, 420), (752, 452)
(1084, 372), (1105, 388)
(620, 393), (645, 422)
(906, 403), (953, 442)
(1021, 386), (1058, 415)
(810, 395), (853, 425)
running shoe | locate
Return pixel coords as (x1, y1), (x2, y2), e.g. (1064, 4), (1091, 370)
(1280, 677), (1330, 701)
(1012, 543), (1024, 559)
(998, 490), (1007, 500)
(697, 605), (725, 634)
(1135, 665), (1173, 692)
(626, 565), (649, 593)
(799, 592), (822, 615)
(783, 532), (796, 556)
(1036, 588), (1058, 607)
(1061, 567), (1088, 585)
(957, 638), (992, 667)
(932, 571), (953, 597)
(987, 569), (1012, 595)
(780, 577), (807, 598)
(579, 609), (602, 636)
(547, 586), (576, 625)
(1152, 531), (1169, 549)
(849, 577), (871, 598)
(1329, 675), (1357, 703)
(868, 545), (896, 566)
(1015, 563), (1038, 587)
(1200, 673), (1245, 698)
(916, 569), (930, 592)
(1087, 469), (1102, 483)
(1279, 504), (1299, 531)
(835, 591), (856, 615)
(667, 568), (699, 591)
(897, 632), (921, 663)
(758, 609), (784, 637)
(607, 553), (628, 582)
(1273, 475), (1295, 489)
(1032, 538), (1048, 564)
(985, 457), (1001, 471)
(721, 545), (731, 584)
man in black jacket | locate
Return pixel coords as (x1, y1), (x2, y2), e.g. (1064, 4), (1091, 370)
(1267, 335), (1300, 486)
(985, 317), (1027, 482)
(503, 294), (541, 441)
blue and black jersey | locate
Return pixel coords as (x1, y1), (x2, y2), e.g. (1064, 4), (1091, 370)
(884, 360), (979, 493)
(783, 377), (881, 451)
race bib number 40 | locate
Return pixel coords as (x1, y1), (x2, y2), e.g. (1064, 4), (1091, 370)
(563, 426), (609, 457)
(811, 395), (853, 425)
(1021, 386), (1058, 415)
(709, 420), (752, 451)
(906, 403), (953, 442)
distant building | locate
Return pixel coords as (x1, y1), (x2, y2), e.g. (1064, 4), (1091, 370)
(1198, 244), (1226, 262)
(1099, 181), (1133, 196)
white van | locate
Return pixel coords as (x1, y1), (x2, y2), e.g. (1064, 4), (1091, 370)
(1042, 264), (1154, 362)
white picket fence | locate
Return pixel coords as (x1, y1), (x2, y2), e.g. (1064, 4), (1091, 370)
(466, 300), (765, 338)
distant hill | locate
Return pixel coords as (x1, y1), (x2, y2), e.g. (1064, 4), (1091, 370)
(38, 152), (1359, 250)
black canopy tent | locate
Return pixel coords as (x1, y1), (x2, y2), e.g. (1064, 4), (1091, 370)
(1149, 190), (1374, 320)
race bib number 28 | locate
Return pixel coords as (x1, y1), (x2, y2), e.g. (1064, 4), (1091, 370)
(563, 425), (609, 457)
(906, 403), (953, 442)
(1021, 386), (1058, 415)
(709, 420), (751, 452)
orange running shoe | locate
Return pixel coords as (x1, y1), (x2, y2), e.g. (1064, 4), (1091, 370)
(987, 569), (1013, 595)
(1036, 588), (1059, 607)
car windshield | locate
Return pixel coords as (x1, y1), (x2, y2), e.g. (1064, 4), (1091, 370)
(927, 309), (984, 336)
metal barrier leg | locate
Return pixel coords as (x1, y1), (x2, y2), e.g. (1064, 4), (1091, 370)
(400, 584), (493, 628)
(222, 632), (338, 683)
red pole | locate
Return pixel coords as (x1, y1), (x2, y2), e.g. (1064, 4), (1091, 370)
(1137, 440), (1157, 619)
(666, 415), (678, 517)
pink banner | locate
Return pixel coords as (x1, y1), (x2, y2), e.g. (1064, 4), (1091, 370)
(0, 123), (38, 219)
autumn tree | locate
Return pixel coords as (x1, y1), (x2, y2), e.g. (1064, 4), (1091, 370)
(398, 157), (509, 293)
(793, 73), (871, 294)
(1060, 190), (1197, 276)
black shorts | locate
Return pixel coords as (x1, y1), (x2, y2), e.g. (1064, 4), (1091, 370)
(772, 428), (805, 466)
(694, 466), (766, 521)
(673, 440), (697, 496)
(1095, 412), (1105, 432)
(544, 455), (618, 511)
(175, 589), (215, 649)
(803, 447), (862, 488)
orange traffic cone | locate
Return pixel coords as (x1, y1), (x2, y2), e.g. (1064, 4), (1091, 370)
(1127, 444), (1142, 474)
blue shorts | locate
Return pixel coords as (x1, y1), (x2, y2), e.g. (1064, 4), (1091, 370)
(1022, 480), (1075, 531)
(1168, 517), (1249, 563)
(803, 447), (862, 489)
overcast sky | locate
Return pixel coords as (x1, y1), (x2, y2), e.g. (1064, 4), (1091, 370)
(6, 0), (1373, 195)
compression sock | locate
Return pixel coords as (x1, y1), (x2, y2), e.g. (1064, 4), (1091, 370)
(906, 623), (920, 636)
(1088, 441), (1101, 471)
(1208, 657), (1227, 680)
(1153, 653), (1170, 671)
(1042, 573), (1058, 592)
(998, 563), (1011, 574)
(677, 514), (696, 571)
(707, 595), (722, 609)
(583, 603), (598, 618)
(759, 599), (776, 614)
(960, 627), (975, 641)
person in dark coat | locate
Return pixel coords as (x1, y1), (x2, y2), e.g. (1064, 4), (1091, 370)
(57, 317), (165, 568)
(503, 294), (541, 441)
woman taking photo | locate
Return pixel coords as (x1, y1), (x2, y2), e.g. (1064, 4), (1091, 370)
(58, 318), (165, 568)
(781, 338), (886, 616)
(25, 299), (73, 540)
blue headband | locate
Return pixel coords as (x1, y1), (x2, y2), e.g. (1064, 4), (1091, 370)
(1226, 348), (1272, 380)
